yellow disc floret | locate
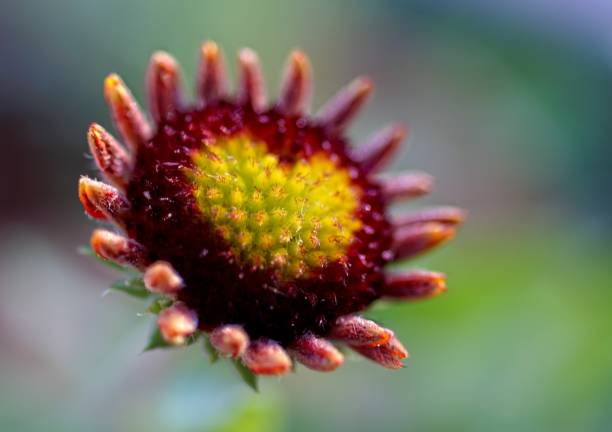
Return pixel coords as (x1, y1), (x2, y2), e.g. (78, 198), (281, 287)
(188, 135), (362, 280)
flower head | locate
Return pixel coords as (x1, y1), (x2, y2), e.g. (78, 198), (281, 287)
(79, 42), (464, 377)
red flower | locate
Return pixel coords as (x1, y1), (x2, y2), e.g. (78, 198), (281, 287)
(79, 42), (464, 375)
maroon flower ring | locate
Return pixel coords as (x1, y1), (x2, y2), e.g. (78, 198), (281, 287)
(79, 42), (464, 375)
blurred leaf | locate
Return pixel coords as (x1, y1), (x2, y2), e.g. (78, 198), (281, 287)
(204, 336), (219, 364)
(232, 359), (259, 392)
(211, 397), (282, 432)
(110, 277), (150, 299)
(146, 297), (173, 315)
(78, 245), (133, 273)
(143, 325), (172, 351)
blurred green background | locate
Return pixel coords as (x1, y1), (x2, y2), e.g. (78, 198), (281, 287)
(1, 0), (611, 431)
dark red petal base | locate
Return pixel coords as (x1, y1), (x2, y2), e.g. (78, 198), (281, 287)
(125, 101), (393, 343)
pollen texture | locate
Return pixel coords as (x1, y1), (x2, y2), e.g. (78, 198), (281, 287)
(189, 135), (362, 279)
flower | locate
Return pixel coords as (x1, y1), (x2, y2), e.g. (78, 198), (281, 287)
(79, 42), (464, 376)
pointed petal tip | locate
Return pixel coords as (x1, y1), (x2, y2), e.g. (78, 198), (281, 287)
(319, 75), (374, 130)
(150, 50), (175, 65)
(201, 40), (220, 58)
(380, 171), (434, 201)
(144, 261), (184, 296)
(392, 222), (456, 260)
(354, 75), (374, 95)
(209, 324), (249, 358)
(289, 49), (309, 70)
(393, 206), (467, 228)
(357, 123), (409, 173)
(350, 336), (409, 369)
(103, 73), (122, 96)
(383, 270), (447, 300)
(157, 303), (198, 345)
(242, 339), (292, 376)
(238, 47), (257, 61)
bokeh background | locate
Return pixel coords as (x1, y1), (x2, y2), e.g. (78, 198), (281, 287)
(1, 1), (611, 431)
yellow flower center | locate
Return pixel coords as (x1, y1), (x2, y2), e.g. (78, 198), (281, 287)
(188, 135), (362, 280)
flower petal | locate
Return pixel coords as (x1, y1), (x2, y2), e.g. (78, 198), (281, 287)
(356, 124), (407, 174)
(380, 171), (433, 201)
(104, 73), (151, 152)
(197, 41), (227, 104)
(146, 51), (182, 123)
(383, 270), (447, 300)
(350, 336), (408, 369)
(78, 177), (129, 226)
(143, 261), (184, 296)
(393, 206), (466, 228)
(289, 333), (344, 372)
(238, 48), (267, 111)
(209, 324), (250, 358)
(278, 50), (312, 115)
(157, 303), (198, 345)
(328, 315), (392, 347)
(241, 339), (292, 376)
(392, 222), (455, 260)
(87, 123), (130, 189)
(318, 76), (373, 131)
(90, 229), (147, 269)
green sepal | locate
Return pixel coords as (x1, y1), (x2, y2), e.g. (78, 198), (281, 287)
(146, 297), (173, 315)
(110, 277), (150, 299)
(78, 245), (133, 273)
(232, 359), (259, 392)
(204, 336), (220, 364)
(143, 325), (172, 351)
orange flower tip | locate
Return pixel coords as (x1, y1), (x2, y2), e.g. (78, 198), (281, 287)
(380, 171), (434, 202)
(237, 48), (266, 111)
(90, 229), (146, 269)
(87, 123), (130, 188)
(356, 123), (408, 174)
(241, 340), (292, 376)
(393, 206), (466, 229)
(157, 303), (198, 345)
(278, 49), (312, 115)
(103, 73), (121, 96)
(78, 176), (129, 224)
(289, 333), (344, 372)
(383, 270), (447, 300)
(392, 222), (456, 260)
(328, 315), (393, 347)
(209, 324), (249, 358)
(147, 51), (181, 123)
(198, 40), (227, 103)
(350, 336), (409, 369)
(202, 40), (220, 60)
(103, 73), (151, 151)
(318, 76), (374, 131)
(143, 261), (184, 296)
(78, 177), (106, 220)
